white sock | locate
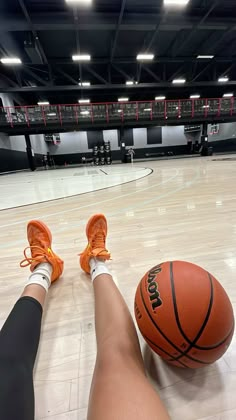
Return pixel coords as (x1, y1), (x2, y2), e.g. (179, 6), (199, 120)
(25, 263), (53, 292)
(89, 258), (111, 282)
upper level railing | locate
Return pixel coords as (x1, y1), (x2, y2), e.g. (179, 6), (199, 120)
(0, 97), (235, 129)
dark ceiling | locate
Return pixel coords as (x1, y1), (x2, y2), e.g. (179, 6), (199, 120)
(0, 0), (236, 105)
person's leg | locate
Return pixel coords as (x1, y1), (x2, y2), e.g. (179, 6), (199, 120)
(0, 220), (63, 420)
(80, 215), (170, 420)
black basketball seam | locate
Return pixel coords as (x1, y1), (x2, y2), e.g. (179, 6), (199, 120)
(143, 334), (189, 368)
(169, 265), (234, 351)
(137, 317), (188, 366)
(192, 323), (235, 350)
(170, 263), (213, 345)
(139, 281), (210, 365)
(169, 265), (214, 361)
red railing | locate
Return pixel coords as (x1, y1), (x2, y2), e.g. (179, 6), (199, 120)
(0, 97), (235, 129)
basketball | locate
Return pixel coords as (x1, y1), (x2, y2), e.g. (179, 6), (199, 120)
(134, 261), (235, 368)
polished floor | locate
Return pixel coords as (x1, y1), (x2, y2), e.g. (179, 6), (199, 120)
(0, 157), (236, 420)
(0, 165), (151, 210)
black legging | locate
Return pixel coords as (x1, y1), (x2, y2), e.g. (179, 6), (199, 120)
(0, 296), (42, 420)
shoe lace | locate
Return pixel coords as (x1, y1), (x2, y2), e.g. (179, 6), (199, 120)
(20, 246), (52, 268)
(91, 232), (106, 250)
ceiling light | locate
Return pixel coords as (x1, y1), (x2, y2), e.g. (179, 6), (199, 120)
(118, 97), (129, 102)
(47, 113), (56, 117)
(155, 96), (166, 100)
(137, 54), (154, 61)
(118, 109), (122, 113)
(223, 93), (233, 98)
(38, 101), (49, 106)
(72, 54), (91, 61)
(126, 81), (134, 85)
(78, 99), (90, 103)
(79, 81), (91, 86)
(197, 55), (214, 59)
(144, 108), (152, 112)
(66, 0), (92, 4)
(218, 77), (229, 83)
(80, 110), (90, 115)
(164, 0), (190, 6)
(203, 105), (210, 108)
(172, 78), (186, 84)
(1, 57), (22, 64)
(190, 94), (200, 99)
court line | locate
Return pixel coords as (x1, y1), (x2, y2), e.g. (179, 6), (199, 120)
(0, 168), (178, 229)
(99, 169), (108, 175)
(0, 167), (152, 212)
(0, 168), (200, 251)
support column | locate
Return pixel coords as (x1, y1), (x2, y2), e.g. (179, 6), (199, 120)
(200, 122), (211, 156)
(25, 134), (36, 171)
(201, 122), (208, 145)
(119, 126), (126, 163)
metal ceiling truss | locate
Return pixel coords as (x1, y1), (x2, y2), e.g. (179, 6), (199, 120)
(110, 0), (127, 62)
(1, 15), (236, 33)
(18, 0), (48, 64)
(2, 80), (236, 93)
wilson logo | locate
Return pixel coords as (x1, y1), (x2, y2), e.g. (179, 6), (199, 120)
(147, 265), (162, 310)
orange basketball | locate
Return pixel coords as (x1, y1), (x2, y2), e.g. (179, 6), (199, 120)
(134, 261), (234, 368)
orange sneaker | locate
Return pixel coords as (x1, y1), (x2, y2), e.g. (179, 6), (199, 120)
(80, 214), (111, 274)
(20, 220), (64, 282)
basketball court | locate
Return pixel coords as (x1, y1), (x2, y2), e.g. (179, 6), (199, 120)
(0, 156), (236, 419)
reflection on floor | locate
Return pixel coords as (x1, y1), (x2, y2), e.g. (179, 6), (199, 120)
(0, 165), (152, 210)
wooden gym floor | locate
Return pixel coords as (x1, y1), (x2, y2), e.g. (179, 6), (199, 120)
(0, 156), (235, 420)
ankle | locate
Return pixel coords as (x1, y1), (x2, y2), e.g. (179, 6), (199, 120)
(25, 262), (53, 292)
(89, 258), (112, 282)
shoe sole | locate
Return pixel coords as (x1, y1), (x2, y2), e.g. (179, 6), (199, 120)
(27, 220), (52, 245)
(86, 214), (107, 240)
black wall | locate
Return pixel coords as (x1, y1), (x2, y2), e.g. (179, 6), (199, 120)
(0, 149), (28, 172)
(209, 138), (236, 153)
(87, 130), (104, 149)
(0, 149), (46, 173)
(147, 126), (162, 145)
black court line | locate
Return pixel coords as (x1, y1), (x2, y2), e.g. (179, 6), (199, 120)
(0, 167), (153, 212)
(99, 168), (108, 175)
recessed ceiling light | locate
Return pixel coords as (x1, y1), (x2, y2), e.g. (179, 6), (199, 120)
(155, 96), (166, 100)
(197, 55), (214, 59)
(190, 94), (200, 99)
(223, 93), (233, 97)
(126, 81), (134, 85)
(79, 82), (91, 86)
(164, 0), (190, 6)
(137, 54), (154, 61)
(1, 57), (22, 64)
(66, 0), (92, 4)
(118, 97), (129, 102)
(172, 78), (186, 84)
(202, 105), (210, 108)
(218, 77), (229, 83)
(80, 110), (90, 115)
(38, 101), (49, 105)
(78, 99), (90, 103)
(72, 54), (91, 61)
(118, 109), (122, 113)
(47, 113), (56, 117)
(144, 108), (152, 112)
